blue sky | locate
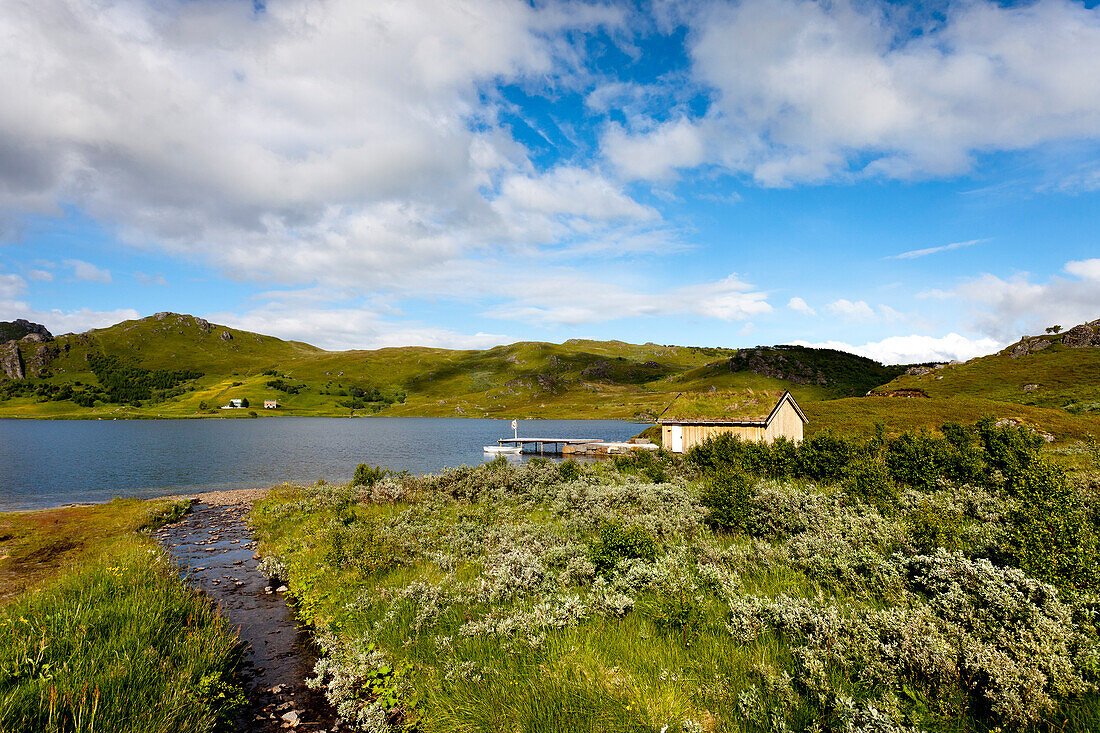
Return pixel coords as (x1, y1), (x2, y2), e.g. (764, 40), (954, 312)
(2, 0), (1100, 363)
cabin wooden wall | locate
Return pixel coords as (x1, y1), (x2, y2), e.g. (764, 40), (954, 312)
(764, 400), (804, 443)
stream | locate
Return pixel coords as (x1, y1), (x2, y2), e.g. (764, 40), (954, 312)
(154, 502), (338, 731)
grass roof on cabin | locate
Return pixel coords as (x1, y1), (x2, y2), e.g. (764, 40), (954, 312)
(659, 389), (788, 422)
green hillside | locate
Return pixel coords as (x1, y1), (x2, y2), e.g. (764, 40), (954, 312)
(0, 313), (901, 422)
(4, 312), (1100, 443)
(872, 319), (1100, 412)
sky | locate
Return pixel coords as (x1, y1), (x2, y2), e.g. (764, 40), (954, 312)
(2, 0), (1100, 364)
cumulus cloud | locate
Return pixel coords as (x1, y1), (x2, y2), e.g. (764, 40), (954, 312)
(827, 299), (876, 321)
(794, 333), (1002, 365)
(0, 0), (636, 294)
(27, 269), (53, 282)
(483, 272), (770, 326)
(209, 306), (509, 351)
(1065, 258), (1100, 281)
(787, 296), (815, 315)
(602, 118), (708, 180)
(925, 259), (1100, 342)
(610, 0), (1100, 185)
(63, 259), (111, 283)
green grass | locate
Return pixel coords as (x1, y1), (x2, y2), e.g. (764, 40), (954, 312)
(250, 450), (1100, 732)
(874, 339), (1100, 411)
(0, 501), (243, 732)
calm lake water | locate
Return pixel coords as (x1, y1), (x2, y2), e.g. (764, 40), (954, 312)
(0, 417), (647, 511)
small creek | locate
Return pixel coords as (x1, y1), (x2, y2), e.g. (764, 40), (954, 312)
(155, 503), (337, 731)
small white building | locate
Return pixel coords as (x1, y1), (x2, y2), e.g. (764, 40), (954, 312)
(220, 398), (244, 409)
(264, 399), (278, 409)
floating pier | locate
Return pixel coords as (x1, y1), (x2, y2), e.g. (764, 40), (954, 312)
(497, 437), (602, 455)
(495, 437), (658, 456)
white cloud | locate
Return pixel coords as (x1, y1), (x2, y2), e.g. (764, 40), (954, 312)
(1065, 258), (1100, 281)
(483, 272), (770, 326)
(63, 259), (111, 283)
(602, 118), (708, 181)
(889, 239), (985, 260)
(827, 299), (876, 321)
(27, 269), (53, 282)
(209, 306), (509, 351)
(794, 333), (1002, 365)
(662, 0), (1100, 185)
(0, 272), (26, 300)
(787, 296), (815, 315)
(0, 0), (631, 295)
(931, 260), (1100, 342)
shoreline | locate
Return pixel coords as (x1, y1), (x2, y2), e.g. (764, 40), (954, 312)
(1, 487), (274, 515)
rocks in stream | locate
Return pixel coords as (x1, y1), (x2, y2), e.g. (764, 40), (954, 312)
(157, 502), (335, 731)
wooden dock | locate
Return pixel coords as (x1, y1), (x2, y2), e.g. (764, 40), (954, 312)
(496, 437), (658, 456)
(497, 437), (602, 455)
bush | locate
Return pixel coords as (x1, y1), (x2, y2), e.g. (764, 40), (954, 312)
(842, 455), (895, 506)
(352, 463), (390, 487)
(1008, 459), (1099, 592)
(559, 459), (581, 482)
(699, 466), (754, 531)
(589, 520), (658, 575)
(796, 431), (856, 482)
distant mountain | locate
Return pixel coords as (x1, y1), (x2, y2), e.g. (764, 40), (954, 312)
(0, 312), (907, 421)
(4, 312), (1098, 442)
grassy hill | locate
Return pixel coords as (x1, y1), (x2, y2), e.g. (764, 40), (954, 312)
(0, 313), (901, 422)
(4, 312), (1100, 443)
(868, 320), (1100, 412)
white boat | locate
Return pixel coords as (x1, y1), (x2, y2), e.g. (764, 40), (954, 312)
(483, 444), (521, 454)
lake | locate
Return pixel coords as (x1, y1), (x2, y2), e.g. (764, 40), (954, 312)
(0, 417), (648, 511)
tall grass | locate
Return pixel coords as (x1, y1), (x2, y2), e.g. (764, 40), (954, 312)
(0, 513), (242, 732)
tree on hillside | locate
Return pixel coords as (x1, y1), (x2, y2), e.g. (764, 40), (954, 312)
(240, 397), (249, 408)
(1046, 325), (1063, 334)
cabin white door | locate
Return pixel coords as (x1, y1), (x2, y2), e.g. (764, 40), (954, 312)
(667, 426), (683, 453)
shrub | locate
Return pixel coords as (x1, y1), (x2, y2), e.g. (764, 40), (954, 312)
(843, 455), (896, 507)
(699, 466), (754, 531)
(1008, 459), (1099, 592)
(977, 417), (1045, 492)
(558, 459), (581, 482)
(589, 520), (658, 575)
(884, 430), (951, 489)
(352, 463), (390, 487)
(796, 431), (857, 482)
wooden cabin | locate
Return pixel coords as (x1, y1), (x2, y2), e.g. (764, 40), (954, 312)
(658, 391), (807, 453)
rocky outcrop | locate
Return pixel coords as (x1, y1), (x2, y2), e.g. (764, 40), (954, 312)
(25, 342), (60, 376)
(1062, 320), (1100, 348)
(0, 319), (52, 344)
(728, 348), (827, 385)
(1008, 319), (1100, 357)
(1, 341), (24, 380)
(220, 330), (233, 341)
(581, 360), (611, 379)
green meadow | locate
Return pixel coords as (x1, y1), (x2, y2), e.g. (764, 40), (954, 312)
(250, 421), (1100, 732)
(0, 500), (243, 732)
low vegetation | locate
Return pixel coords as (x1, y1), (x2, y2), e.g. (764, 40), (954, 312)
(250, 421), (1100, 732)
(0, 500), (243, 732)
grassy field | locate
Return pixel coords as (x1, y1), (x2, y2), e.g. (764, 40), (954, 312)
(250, 427), (1100, 733)
(0, 314), (892, 421)
(0, 500), (244, 732)
(6, 313), (1100, 446)
(874, 336), (1100, 412)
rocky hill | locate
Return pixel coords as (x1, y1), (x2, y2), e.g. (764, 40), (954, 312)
(872, 317), (1100, 413)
